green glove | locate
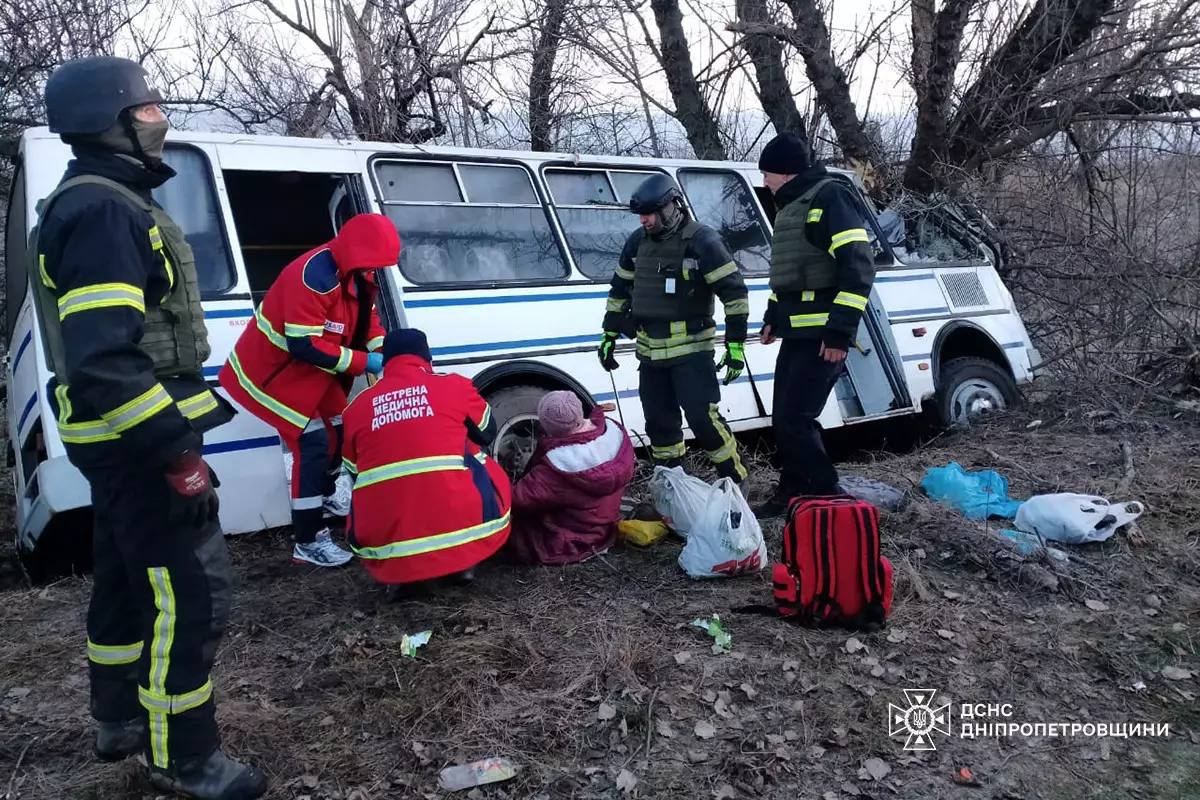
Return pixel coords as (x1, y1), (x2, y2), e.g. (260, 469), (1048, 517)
(719, 341), (745, 385)
(598, 331), (620, 371)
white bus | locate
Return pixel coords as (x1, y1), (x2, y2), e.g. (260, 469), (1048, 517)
(5, 127), (1041, 577)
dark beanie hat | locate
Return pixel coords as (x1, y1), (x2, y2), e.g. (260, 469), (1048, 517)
(758, 132), (811, 175)
(382, 328), (432, 364)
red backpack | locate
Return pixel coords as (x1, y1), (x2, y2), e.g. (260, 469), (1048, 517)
(771, 496), (894, 630)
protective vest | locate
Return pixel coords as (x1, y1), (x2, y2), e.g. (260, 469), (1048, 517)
(29, 175), (210, 382)
(769, 177), (838, 292)
(632, 221), (714, 322)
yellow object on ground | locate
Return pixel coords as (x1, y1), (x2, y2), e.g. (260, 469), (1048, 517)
(618, 520), (670, 547)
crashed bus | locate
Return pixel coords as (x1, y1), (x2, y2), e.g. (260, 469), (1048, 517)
(5, 126), (1041, 577)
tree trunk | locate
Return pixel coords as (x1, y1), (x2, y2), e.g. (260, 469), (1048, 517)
(734, 0), (805, 137)
(648, 0), (726, 159)
(529, 0), (568, 151)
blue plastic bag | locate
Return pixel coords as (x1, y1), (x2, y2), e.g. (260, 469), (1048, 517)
(920, 462), (1023, 520)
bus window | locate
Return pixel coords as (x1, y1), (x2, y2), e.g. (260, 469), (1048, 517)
(677, 170), (772, 275)
(545, 167), (658, 281)
(155, 146), (237, 295)
(374, 160), (568, 286)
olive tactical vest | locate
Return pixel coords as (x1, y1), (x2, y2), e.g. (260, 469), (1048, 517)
(769, 177), (839, 292)
(631, 221), (714, 322)
(29, 174), (211, 382)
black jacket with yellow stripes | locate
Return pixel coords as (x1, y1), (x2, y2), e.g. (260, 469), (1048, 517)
(36, 147), (230, 470)
(602, 221), (749, 364)
(763, 167), (876, 349)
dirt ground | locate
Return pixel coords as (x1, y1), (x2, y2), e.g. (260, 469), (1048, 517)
(2, 388), (1199, 800)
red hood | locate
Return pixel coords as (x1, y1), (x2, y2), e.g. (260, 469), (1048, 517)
(330, 213), (402, 276)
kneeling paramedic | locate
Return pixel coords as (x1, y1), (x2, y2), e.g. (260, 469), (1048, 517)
(340, 329), (512, 585)
(598, 175), (750, 484)
(755, 131), (876, 517)
(34, 56), (265, 798)
(219, 213), (396, 567)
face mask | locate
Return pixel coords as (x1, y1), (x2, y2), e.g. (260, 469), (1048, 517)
(132, 118), (169, 162)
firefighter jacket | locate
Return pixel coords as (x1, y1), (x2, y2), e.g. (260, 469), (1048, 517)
(341, 355), (511, 584)
(219, 214), (396, 433)
(763, 166), (876, 349)
(30, 147), (233, 470)
(602, 219), (749, 365)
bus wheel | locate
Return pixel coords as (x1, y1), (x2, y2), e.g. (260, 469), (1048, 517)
(935, 357), (1019, 428)
(487, 385), (551, 478)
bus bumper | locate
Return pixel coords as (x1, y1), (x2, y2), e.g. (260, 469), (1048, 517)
(17, 455), (91, 553)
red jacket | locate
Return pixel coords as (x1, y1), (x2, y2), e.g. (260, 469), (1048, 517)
(341, 355), (512, 584)
(218, 214), (397, 433)
(509, 409), (635, 565)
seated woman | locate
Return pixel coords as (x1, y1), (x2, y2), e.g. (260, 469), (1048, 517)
(508, 391), (636, 565)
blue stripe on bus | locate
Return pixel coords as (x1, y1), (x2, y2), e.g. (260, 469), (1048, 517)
(593, 371), (775, 402)
(12, 331), (33, 374)
(889, 306), (951, 319)
(875, 272), (936, 283)
(407, 291), (611, 308)
(17, 393), (37, 434)
(204, 436), (280, 455)
(203, 308), (255, 319)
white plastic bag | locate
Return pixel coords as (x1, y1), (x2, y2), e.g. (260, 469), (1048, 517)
(1014, 493), (1144, 544)
(649, 466), (713, 537)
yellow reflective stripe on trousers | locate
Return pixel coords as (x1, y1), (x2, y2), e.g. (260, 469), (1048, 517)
(284, 322), (325, 337)
(802, 290), (816, 302)
(615, 265), (636, 281)
(354, 455), (467, 490)
(706, 404), (746, 478)
(351, 511), (510, 561)
(724, 299), (750, 316)
(39, 254), (57, 290)
(606, 297), (628, 313)
(146, 567), (176, 769)
(367, 336), (385, 352)
(254, 307), (289, 351)
(833, 291), (869, 311)
(828, 228), (870, 254)
(176, 390), (219, 420)
(88, 639), (143, 666)
(57, 283), (146, 320)
(704, 261), (738, 284)
(138, 680), (213, 715)
(227, 350), (309, 429)
(101, 384), (173, 433)
(789, 313), (829, 328)
(652, 442), (686, 460)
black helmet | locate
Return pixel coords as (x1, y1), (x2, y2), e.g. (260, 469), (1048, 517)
(45, 56), (164, 136)
(629, 174), (684, 215)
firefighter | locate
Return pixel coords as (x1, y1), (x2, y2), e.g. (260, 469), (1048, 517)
(598, 175), (750, 484)
(754, 131), (876, 518)
(218, 213), (396, 567)
(340, 328), (512, 585)
(33, 57), (265, 798)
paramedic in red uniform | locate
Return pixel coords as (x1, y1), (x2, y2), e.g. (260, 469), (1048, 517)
(218, 213), (396, 567)
(340, 328), (512, 585)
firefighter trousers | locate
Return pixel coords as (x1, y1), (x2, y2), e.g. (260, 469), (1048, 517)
(773, 337), (844, 496)
(638, 352), (747, 482)
(281, 416), (344, 544)
(83, 456), (232, 771)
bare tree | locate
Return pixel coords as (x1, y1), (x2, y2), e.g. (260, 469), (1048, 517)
(528, 0), (570, 151)
(732, 0), (804, 138)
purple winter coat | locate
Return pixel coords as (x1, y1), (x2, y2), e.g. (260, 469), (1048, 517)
(508, 409), (636, 566)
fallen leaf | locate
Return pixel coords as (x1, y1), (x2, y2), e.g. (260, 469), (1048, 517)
(937, 629), (956, 640)
(598, 703), (617, 721)
(1162, 666), (1193, 681)
(871, 665), (886, 678)
(656, 719), (676, 738)
(845, 637), (866, 654)
(785, 730), (800, 742)
(1027, 419), (1043, 429)
(841, 780), (862, 796)
(301, 775), (319, 789)
(887, 630), (908, 644)
(862, 757), (891, 781)
(319, 715), (335, 728)
(767, 734), (786, 746)
(808, 744), (825, 759)
(688, 749), (709, 763)
(953, 767), (981, 787)
(715, 785), (737, 800)
(1085, 599), (1110, 612)
(823, 793), (838, 800)
(675, 651), (693, 665)
(783, 659), (800, 672)
(943, 590), (963, 600)
(702, 689), (718, 703)
(5, 688), (31, 700)
(616, 769), (638, 794)
(619, 717), (629, 738)
(740, 682), (758, 700)
(694, 720), (717, 739)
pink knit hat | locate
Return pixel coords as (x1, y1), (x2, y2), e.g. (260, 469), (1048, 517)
(537, 391), (595, 438)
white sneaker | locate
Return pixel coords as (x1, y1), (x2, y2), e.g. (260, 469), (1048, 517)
(323, 474), (352, 517)
(292, 529), (353, 567)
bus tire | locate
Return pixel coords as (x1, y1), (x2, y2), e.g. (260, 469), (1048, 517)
(934, 357), (1019, 428)
(485, 384), (552, 478)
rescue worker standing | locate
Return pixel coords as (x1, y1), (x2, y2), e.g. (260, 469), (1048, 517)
(219, 214), (395, 567)
(598, 175), (750, 484)
(33, 57), (265, 798)
(755, 131), (876, 517)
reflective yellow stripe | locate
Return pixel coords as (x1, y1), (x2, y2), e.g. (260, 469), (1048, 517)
(284, 322), (325, 337)
(636, 327), (717, 361)
(789, 313), (829, 328)
(255, 307), (288, 351)
(228, 350), (309, 429)
(139, 681), (213, 715)
(39, 254), (57, 290)
(478, 404), (492, 431)
(354, 455), (467, 490)
(343, 457), (358, 475)
(176, 390), (219, 421)
(828, 228), (870, 255)
(606, 297), (628, 313)
(802, 290), (816, 302)
(100, 384), (172, 433)
(149, 225), (164, 251)
(669, 321), (687, 337)
(59, 419), (119, 443)
(162, 253), (174, 297)
(807, 208), (823, 223)
(367, 336), (385, 351)
(615, 265), (636, 281)
(88, 639), (143, 666)
(333, 348), (353, 373)
(58, 389), (215, 444)
(351, 511), (510, 560)
(58, 283), (145, 319)
(651, 442), (686, 460)
(833, 291), (869, 311)
(147, 567), (176, 769)
(707, 404), (746, 479)
(704, 262), (738, 284)
(724, 299), (750, 316)
(768, 292), (778, 302)
(55, 384), (72, 425)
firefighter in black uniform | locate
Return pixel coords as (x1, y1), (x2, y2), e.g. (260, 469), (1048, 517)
(33, 56), (266, 799)
(598, 174), (750, 484)
(754, 131), (876, 517)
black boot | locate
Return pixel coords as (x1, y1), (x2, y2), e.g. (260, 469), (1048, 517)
(148, 749), (267, 800)
(95, 718), (147, 762)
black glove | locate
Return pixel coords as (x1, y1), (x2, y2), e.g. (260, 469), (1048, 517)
(164, 451), (220, 528)
(598, 331), (620, 371)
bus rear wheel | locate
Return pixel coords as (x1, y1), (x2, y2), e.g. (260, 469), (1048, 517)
(934, 357), (1019, 428)
(486, 385), (551, 478)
